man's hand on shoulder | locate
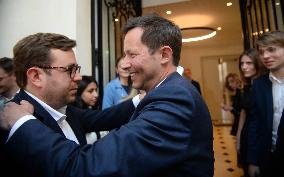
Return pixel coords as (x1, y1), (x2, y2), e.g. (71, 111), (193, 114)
(0, 100), (34, 130)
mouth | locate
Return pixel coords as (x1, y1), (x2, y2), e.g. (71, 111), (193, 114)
(130, 71), (136, 78)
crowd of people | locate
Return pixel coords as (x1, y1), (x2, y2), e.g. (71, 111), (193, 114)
(0, 13), (283, 177)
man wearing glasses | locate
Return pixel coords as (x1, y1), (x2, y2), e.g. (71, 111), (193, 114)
(0, 33), (138, 177)
(0, 57), (19, 104)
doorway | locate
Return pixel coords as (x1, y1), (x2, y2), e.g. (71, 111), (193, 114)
(201, 55), (239, 125)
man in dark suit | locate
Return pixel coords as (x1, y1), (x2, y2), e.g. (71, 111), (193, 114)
(183, 67), (202, 95)
(0, 33), (136, 177)
(247, 31), (284, 177)
(0, 14), (214, 177)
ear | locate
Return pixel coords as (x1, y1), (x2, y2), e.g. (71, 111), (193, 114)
(26, 67), (45, 88)
(160, 46), (173, 65)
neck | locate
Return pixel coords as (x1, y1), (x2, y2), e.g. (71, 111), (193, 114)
(147, 66), (176, 92)
(271, 67), (284, 79)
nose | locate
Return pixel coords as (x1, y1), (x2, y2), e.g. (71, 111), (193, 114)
(262, 50), (270, 59)
(73, 72), (82, 82)
(92, 91), (98, 98)
(241, 63), (248, 70)
(121, 57), (131, 69)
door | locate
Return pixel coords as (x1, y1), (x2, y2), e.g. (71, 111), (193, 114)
(201, 55), (239, 124)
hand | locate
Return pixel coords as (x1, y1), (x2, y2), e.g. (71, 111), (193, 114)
(248, 164), (260, 177)
(0, 100), (34, 130)
(222, 104), (232, 111)
(138, 90), (146, 100)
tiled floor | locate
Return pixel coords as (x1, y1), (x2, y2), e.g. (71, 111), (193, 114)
(213, 125), (244, 177)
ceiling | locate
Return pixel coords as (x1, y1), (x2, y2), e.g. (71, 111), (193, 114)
(142, 0), (243, 48)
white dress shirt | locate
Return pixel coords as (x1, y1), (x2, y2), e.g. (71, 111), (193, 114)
(8, 91), (79, 144)
(269, 72), (284, 150)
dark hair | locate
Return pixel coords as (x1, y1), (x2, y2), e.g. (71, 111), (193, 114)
(122, 13), (182, 66)
(256, 30), (284, 48)
(13, 33), (76, 89)
(73, 75), (100, 110)
(0, 57), (13, 74)
(238, 48), (265, 85)
(115, 56), (124, 68)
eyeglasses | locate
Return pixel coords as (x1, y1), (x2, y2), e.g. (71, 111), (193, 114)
(38, 64), (81, 78)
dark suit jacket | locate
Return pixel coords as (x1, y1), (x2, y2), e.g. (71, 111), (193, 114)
(191, 79), (202, 95)
(5, 72), (214, 177)
(1, 89), (135, 177)
(247, 74), (284, 175)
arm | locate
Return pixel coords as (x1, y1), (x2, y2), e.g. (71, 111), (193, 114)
(76, 99), (135, 132)
(236, 109), (246, 153)
(247, 82), (261, 173)
(5, 96), (198, 177)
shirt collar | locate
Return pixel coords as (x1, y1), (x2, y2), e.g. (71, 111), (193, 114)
(24, 90), (66, 122)
(269, 72), (284, 84)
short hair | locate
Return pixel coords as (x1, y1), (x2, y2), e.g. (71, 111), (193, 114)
(256, 30), (284, 48)
(13, 33), (76, 88)
(122, 13), (182, 66)
(0, 57), (13, 74)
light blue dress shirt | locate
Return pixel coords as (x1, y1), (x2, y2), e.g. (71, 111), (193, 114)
(102, 77), (128, 109)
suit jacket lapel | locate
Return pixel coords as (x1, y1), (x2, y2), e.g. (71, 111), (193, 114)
(66, 107), (87, 145)
(13, 90), (64, 135)
(264, 76), (274, 131)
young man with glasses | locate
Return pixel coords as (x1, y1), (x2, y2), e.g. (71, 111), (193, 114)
(0, 33), (138, 177)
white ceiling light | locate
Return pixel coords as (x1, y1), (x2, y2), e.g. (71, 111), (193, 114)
(181, 27), (217, 43)
(166, 10), (172, 15)
(227, 2), (232, 6)
(217, 27), (222, 31)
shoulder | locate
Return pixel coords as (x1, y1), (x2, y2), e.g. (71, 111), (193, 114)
(105, 78), (120, 89)
(144, 72), (203, 108)
(252, 74), (271, 89)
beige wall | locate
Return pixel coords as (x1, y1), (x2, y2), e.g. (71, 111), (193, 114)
(179, 44), (243, 121)
(0, 0), (92, 75)
(180, 44), (243, 92)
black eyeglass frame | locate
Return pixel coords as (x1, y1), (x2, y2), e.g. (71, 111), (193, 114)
(37, 64), (81, 78)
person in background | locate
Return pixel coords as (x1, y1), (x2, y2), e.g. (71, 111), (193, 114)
(102, 56), (137, 109)
(0, 13), (214, 177)
(247, 31), (284, 177)
(71, 75), (103, 143)
(73, 75), (100, 110)
(222, 73), (242, 136)
(235, 48), (265, 177)
(183, 67), (202, 95)
(0, 57), (19, 101)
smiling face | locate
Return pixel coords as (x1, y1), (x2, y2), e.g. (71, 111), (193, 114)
(81, 82), (98, 107)
(123, 27), (167, 92)
(40, 49), (82, 108)
(240, 55), (257, 79)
